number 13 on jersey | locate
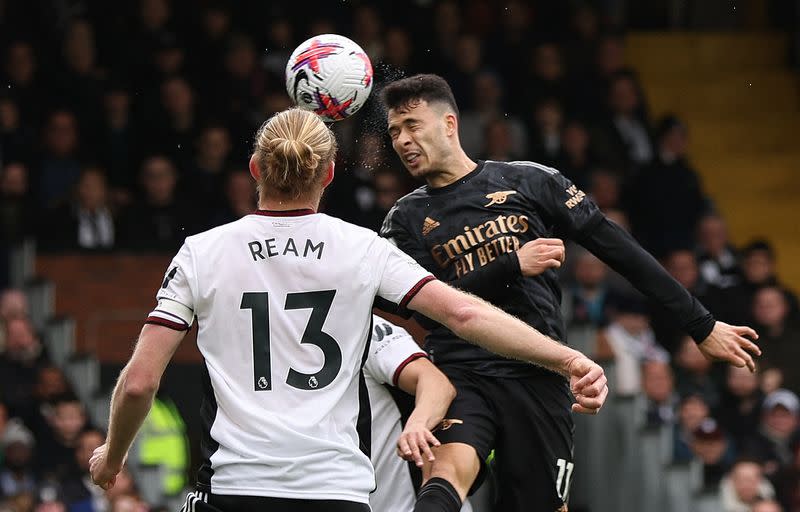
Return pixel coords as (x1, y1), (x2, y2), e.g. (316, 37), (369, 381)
(240, 290), (342, 392)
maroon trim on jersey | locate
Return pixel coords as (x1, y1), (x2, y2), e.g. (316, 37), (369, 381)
(250, 209), (316, 217)
(392, 352), (428, 387)
(145, 317), (190, 331)
(399, 275), (436, 309)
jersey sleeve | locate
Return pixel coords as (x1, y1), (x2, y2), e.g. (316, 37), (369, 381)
(517, 162), (604, 238)
(380, 201), (439, 273)
(364, 317), (427, 387)
(145, 242), (196, 331)
(370, 235), (436, 316)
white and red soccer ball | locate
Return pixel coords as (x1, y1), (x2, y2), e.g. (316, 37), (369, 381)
(285, 34), (373, 122)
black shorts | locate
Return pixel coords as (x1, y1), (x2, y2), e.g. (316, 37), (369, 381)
(434, 367), (575, 511)
(181, 491), (370, 512)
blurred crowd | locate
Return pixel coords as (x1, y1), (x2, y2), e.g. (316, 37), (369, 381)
(0, 1), (798, 512)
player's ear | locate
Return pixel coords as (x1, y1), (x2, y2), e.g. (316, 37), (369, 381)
(248, 155), (260, 181)
(322, 161), (335, 188)
(444, 112), (458, 137)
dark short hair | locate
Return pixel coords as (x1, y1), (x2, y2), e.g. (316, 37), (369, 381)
(743, 239), (775, 260)
(381, 74), (459, 117)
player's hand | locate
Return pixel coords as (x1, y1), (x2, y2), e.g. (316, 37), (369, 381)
(566, 356), (608, 415)
(697, 321), (760, 372)
(89, 443), (125, 491)
(397, 420), (440, 467)
(517, 238), (565, 277)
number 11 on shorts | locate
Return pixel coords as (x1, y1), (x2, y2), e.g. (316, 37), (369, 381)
(555, 458), (574, 501)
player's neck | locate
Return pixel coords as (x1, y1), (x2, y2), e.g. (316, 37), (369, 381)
(258, 196), (320, 213)
(425, 150), (477, 189)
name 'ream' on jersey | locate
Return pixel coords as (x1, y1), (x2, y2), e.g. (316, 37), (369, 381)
(146, 209), (433, 504)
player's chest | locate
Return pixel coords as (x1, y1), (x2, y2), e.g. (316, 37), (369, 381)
(415, 189), (548, 275)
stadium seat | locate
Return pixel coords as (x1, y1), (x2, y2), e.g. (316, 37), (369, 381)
(44, 317), (76, 367)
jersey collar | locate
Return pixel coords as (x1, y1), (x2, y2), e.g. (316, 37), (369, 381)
(425, 160), (485, 195)
(251, 208), (316, 217)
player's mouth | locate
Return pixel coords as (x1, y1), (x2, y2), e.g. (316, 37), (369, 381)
(403, 152), (421, 166)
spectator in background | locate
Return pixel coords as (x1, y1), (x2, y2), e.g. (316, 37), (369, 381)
(674, 393), (711, 463)
(641, 359), (678, 428)
(481, 118), (518, 161)
(426, 0), (462, 70)
(563, 249), (610, 328)
(691, 418), (737, 491)
(648, 249), (709, 353)
(460, 71), (527, 158)
(99, 83), (138, 205)
(596, 292), (668, 397)
(745, 389), (800, 482)
(625, 115), (709, 257)
(719, 366), (765, 450)
(352, 5), (384, 61)
(56, 19), (104, 143)
(186, 124), (232, 206)
(261, 18), (293, 78)
(563, 3), (600, 79)
(556, 119), (594, 189)
(445, 34), (483, 110)
(0, 288), (30, 351)
(60, 429), (106, 512)
(21, 366), (73, 446)
(594, 70), (654, 172)
(673, 336), (720, 408)
(753, 286), (800, 393)
(187, 1), (231, 87)
(697, 213), (741, 289)
(35, 393), (88, 481)
(588, 168), (621, 211)
(0, 317), (48, 415)
(219, 33), (265, 126)
(120, 156), (192, 252)
(209, 170), (257, 228)
(149, 76), (201, 172)
(522, 42), (568, 112)
(381, 27), (415, 77)
(41, 167), (115, 252)
(3, 41), (45, 128)
(0, 419), (37, 497)
(713, 240), (799, 325)
(152, 32), (186, 79)
(0, 163), (36, 245)
(573, 33), (629, 121)
(720, 459), (777, 512)
(37, 110), (83, 209)
(527, 97), (563, 164)
(0, 95), (34, 163)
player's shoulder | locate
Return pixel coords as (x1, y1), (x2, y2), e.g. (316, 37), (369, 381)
(484, 159), (563, 181)
(183, 217), (249, 248)
(393, 185), (430, 210)
(382, 185), (428, 227)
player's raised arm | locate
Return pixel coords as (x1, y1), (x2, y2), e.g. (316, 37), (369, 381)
(407, 280), (608, 414)
(523, 164), (761, 371)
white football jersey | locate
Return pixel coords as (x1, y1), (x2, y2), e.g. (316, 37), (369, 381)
(364, 316), (473, 512)
(364, 316), (426, 512)
(146, 210), (434, 504)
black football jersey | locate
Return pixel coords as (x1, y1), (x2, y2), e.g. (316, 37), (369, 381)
(380, 160), (604, 376)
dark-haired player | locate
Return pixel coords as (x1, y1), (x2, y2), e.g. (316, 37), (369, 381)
(379, 74), (761, 512)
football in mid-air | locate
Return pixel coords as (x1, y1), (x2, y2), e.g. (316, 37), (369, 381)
(285, 34), (373, 122)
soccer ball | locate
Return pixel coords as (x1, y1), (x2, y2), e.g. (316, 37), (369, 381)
(285, 34), (373, 122)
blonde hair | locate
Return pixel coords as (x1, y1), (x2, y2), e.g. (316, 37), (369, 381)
(252, 108), (338, 200)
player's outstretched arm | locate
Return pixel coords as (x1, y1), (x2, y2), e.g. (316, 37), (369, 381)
(90, 324), (186, 490)
(395, 358), (456, 467)
(408, 280), (608, 414)
(578, 217), (761, 370)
